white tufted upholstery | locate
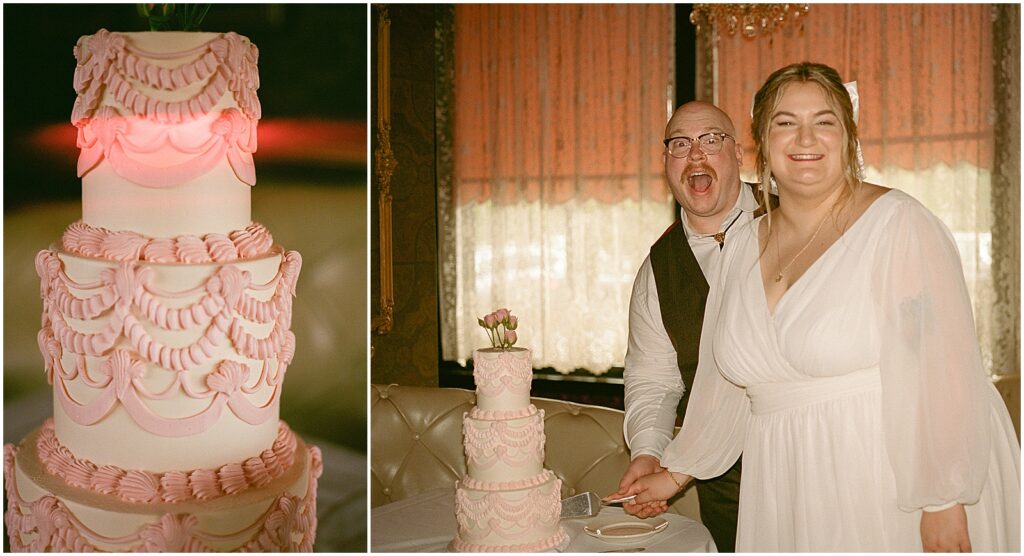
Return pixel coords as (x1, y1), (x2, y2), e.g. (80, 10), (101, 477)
(370, 383), (702, 522)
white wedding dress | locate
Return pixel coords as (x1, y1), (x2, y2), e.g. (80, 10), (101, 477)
(661, 189), (1020, 551)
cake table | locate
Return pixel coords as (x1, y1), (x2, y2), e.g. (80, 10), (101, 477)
(370, 487), (717, 553)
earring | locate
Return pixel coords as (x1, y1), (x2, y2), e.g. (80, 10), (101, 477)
(769, 175), (778, 194)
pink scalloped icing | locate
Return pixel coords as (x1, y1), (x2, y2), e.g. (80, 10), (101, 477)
(467, 404), (538, 421)
(455, 475), (563, 551)
(459, 469), (554, 492)
(36, 248), (301, 437)
(3, 441), (321, 552)
(473, 350), (533, 398)
(63, 220), (275, 263)
(36, 419), (296, 503)
(463, 411), (545, 468)
(451, 529), (567, 553)
(71, 30), (261, 188)
(72, 30), (260, 126)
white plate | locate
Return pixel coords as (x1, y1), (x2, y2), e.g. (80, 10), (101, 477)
(583, 516), (668, 543)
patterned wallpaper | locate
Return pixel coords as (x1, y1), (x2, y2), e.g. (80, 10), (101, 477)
(371, 5), (441, 387)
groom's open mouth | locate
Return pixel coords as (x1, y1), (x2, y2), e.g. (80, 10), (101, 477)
(686, 167), (716, 194)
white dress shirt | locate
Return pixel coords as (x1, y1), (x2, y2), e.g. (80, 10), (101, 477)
(623, 184), (760, 459)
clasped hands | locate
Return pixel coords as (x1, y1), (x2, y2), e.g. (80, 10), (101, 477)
(603, 454), (693, 519)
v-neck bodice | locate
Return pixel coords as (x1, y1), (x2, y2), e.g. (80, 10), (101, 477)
(711, 196), (886, 385)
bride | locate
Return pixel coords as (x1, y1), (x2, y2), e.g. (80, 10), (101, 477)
(623, 62), (1020, 552)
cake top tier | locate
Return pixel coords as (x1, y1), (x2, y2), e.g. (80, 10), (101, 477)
(472, 348), (532, 411)
(74, 30), (260, 238)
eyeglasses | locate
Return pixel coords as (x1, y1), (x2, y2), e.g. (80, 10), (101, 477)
(663, 132), (734, 158)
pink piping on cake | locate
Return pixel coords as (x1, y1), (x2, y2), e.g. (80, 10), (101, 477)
(72, 29), (260, 187)
(450, 528), (567, 553)
(454, 476), (565, 551)
(35, 249), (300, 436)
(64, 221), (274, 263)
(459, 469), (554, 492)
(37, 249), (299, 369)
(3, 441), (320, 551)
(72, 30), (261, 126)
(75, 107), (257, 188)
(463, 413), (546, 467)
(36, 419), (296, 503)
(467, 404), (538, 421)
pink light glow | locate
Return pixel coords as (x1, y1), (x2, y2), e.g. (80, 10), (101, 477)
(27, 118), (367, 166)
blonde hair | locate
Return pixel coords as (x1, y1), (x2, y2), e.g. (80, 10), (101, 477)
(751, 62), (863, 220)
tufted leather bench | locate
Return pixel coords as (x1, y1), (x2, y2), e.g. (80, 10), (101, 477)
(370, 383), (702, 522)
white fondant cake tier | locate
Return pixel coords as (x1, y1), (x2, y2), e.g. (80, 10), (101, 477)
(5, 425), (320, 552)
(472, 347), (532, 411)
(75, 31), (256, 237)
(463, 405), (545, 483)
(454, 470), (566, 553)
(41, 247), (299, 472)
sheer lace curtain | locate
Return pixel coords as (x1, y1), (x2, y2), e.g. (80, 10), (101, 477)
(437, 5), (675, 373)
(702, 4), (1019, 375)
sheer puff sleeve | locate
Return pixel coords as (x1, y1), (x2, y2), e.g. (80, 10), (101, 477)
(873, 196), (996, 512)
(659, 229), (749, 479)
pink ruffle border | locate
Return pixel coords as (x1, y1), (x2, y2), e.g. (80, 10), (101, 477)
(459, 469), (555, 492)
(35, 418), (297, 504)
(451, 527), (567, 553)
(4, 441), (321, 552)
(63, 220), (275, 263)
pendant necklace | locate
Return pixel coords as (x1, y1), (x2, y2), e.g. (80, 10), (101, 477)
(774, 210), (832, 283)
(711, 210), (744, 250)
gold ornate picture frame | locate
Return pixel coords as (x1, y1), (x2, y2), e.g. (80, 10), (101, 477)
(372, 5), (396, 335)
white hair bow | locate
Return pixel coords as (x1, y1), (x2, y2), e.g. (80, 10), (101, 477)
(845, 81), (866, 179)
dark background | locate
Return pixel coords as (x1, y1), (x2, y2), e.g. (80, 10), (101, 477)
(4, 3), (367, 210)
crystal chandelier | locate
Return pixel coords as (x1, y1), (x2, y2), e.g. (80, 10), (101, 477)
(690, 4), (810, 39)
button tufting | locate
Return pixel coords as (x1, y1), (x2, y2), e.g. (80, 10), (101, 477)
(383, 487), (391, 494)
(618, 446), (626, 454)
(569, 487), (576, 495)
(380, 391), (388, 399)
(569, 407), (580, 416)
(413, 433), (421, 441)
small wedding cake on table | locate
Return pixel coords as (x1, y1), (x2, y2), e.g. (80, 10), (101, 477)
(4, 26), (319, 552)
(452, 309), (567, 552)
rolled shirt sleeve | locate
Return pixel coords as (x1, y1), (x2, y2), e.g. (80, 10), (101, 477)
(623, 256), (685, 460)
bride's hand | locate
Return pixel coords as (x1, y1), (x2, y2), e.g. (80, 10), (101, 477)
(921, 503), (971, 552)
(629, 470), (691, 505)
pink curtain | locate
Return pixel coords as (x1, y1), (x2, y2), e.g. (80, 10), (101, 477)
(715, 4), (993, 173)
(454, 4), (673, 206)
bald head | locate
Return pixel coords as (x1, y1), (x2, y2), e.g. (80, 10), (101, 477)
(662, 100), (744, 235)
(664, 101), (738, 139)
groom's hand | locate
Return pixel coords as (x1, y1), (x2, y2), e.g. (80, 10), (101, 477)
(609, 455), (668, 517)
(615, 455), (662, 493)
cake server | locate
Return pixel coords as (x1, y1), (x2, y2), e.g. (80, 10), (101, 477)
(560, 492), (637, 519)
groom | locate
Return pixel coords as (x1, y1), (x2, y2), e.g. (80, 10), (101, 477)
(611, 101), (769, 552)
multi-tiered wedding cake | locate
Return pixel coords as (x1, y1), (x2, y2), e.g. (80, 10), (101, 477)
(3, 30), (320, 552)
(453, 311), (566, 552)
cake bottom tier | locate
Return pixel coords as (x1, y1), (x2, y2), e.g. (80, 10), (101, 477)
(4, 423), (321, 552)
(453, 469), (567, 552)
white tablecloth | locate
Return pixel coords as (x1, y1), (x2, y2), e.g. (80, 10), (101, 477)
(371, 488), (717, 553)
